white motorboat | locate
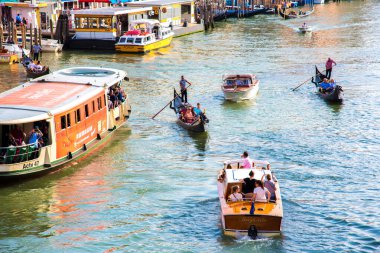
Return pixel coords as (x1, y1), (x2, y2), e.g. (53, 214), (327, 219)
(299, 25), (312, 33)
(314, 0), (324, 4)
(221, 74), (260, 102)
(3, 44), (30, 58)
(41, 39), (63, 53)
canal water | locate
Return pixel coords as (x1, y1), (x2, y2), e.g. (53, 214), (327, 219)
(0, 1), (379, 252)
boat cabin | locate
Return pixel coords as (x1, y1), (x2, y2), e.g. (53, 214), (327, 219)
(117, 19), (171, 45)
(0, 67), (131, 177)
(222, 74), (256, 88)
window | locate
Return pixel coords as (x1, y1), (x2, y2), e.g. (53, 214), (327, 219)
(135, 38), (142, 44)
(104, 94), (107, 107)
(127, 38), (134, 43)
(85, 104), (89, 118)
(147, 36), (151, 41)
(67, 113), (71, 127)
(97, 97), (102, 110)
(119, 37), (126, 43)
(61, 115), (66, 129)
(75, 109), (81, 123)
(92, 100), (95, 113)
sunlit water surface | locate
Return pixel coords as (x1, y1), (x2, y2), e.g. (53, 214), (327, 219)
(0, 1), (379, 252)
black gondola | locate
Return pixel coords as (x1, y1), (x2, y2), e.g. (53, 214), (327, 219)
(21, 55), (50, 79)
(279, 7), (314, 19)
(170, 89), (208, 132)
(311, 66), (343, 103)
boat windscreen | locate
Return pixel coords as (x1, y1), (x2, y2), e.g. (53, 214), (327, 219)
(60, 68), (116, 77)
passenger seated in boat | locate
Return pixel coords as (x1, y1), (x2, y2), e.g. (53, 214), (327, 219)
(319, 78), (333, 92)
(229, 185), (243, 202)
(262, 174), (277, 202)
(11, 125), (26, 146)
(182, 107), (195, 123)
(193, 103), (208, 123)
(240, 151), (253, 169)
(35, 61), (43, 71)
(240, 170), (257, 199)
(252, 181), (270, 203)
(28, 126), (43, 148)
(109, 89), (118, 108)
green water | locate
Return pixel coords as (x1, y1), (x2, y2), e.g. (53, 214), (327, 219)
(0, 1), (379, 252)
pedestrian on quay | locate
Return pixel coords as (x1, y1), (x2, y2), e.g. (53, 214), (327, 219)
(15, 14), (22, 26)
(325, 57), (337, 79)
(32, 43), (42, 61)
(179, 75), (190, 103)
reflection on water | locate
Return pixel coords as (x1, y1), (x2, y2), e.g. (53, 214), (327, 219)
(0, 1), (380, 252)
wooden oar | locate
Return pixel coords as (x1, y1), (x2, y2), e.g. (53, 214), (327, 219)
(292, 69), (327, 91)
(151, 81), (192, 120)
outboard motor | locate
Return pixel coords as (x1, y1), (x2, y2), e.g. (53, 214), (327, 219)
(248, 225), (258, 240)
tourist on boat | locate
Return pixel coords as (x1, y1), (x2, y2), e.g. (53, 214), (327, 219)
(11, 125), (26, 146)
(35, 61), (44, 71)
(241, 170), (257, 199)
(28, 127), (43, 148)
(229, 185), (243, 202)
(179, 76), (190, 103)
(240, 151), (253, 169)
(182, 106), (195, 123)
(193, 103), (208, 123)
(32, 43), (42, 61)
(5, 133), (17, 147)
(319, 78), (333, 92)
(252, 180), (271, 203)
(262, 174), (277, 201)
(325, 58), (337, 79)
(302, 22), (307, 28)
(109, 89), (118, 108)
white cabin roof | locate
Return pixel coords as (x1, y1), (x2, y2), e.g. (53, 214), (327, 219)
(225, 168), (272, 183)
(72, 7), (152, 16)
(0, 67), (127, 124)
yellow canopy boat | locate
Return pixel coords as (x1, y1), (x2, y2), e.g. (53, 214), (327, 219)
(115, 19), (174, 53)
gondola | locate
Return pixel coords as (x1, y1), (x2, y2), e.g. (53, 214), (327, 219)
(170, 89), (208, 132)
(21, 56), (50, 78)
(279, 7), (314, 19)
(311, 66), (343, 103)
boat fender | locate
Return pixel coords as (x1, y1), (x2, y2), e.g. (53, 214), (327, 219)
(83, 144), (87, 151)
(248, 225), (258, 239)
(68, 152), (73, 159)
(97, 134), (101, 140)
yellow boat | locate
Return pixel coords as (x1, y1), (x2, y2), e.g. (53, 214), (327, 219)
(217, 159), (283, 238)
(0, 49), (19, 64)
(115, 19), (174, 53)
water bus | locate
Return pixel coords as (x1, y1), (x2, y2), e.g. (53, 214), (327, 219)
(115, 19), (174, 53)
(0, 67), (131, 181)
(217, 160), (283, 237)
(222, 74), (259, 102)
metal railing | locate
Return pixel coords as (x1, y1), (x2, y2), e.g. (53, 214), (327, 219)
(0, 143), (41, 165)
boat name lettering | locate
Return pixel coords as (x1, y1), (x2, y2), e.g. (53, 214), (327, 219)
(76, 126), (93, 139)
(241, 217), (267, 223)
(22, 161), (39, 169)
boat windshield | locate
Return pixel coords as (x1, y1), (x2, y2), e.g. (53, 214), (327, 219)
(224, 78), (252, 86)
(60, 68), (116, 77)
(0, 121), (51, 164)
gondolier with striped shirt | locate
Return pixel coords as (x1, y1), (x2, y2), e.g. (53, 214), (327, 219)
(325, 58), (336, 79)
(179, 75), (190, 103)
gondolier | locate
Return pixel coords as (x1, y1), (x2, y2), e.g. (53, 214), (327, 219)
(32, 43), (42, 61)
(179, 75), (190, 103)
(325, 58), (336, 79)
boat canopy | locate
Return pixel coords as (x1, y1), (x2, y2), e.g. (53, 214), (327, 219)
(0, 106), (50, 124)
(130, 19), (161, 29)
(225, 168), (272, 183)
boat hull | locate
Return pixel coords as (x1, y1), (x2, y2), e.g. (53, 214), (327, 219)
(69, 39), (116, 50)
(223, 214), (282, 236)
(176, 118), (207, 132)
(222, 83), (259, 102)
(115, 36), (173, 53)
(26, 67), (50, 78)
(299, 27), (312, 33)
(0, 54), (18, 64)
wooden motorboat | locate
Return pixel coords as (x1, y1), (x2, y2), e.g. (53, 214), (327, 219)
(279, 7), (314, 19)
(311, 66), (343, 103)
(170, 89), (208, 133)
(41, 39), (63, 53)
(115, 19), (174, 53)
(222, 74), (259, 102)
(217, 160), (283, 237)
(0, 67), (131, 181)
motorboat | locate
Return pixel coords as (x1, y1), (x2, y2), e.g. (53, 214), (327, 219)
(221, 74), (259, 102)
(0, 47), (18, 64)
(2, 44), (30, 58)
(217, 159), (283, 237)
(115, 19), (174, 53)
(299, 24), (312, 33)
(41, 39), (63, 53)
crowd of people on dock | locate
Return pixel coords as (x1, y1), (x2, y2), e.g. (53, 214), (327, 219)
(227, 151), (278, 203)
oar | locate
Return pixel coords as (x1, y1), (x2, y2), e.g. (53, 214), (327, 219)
(151, 82), (192, 120)
(292, 69), (326, 91)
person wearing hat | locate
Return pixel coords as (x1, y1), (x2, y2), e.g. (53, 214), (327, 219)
(179, 76), (190, 103)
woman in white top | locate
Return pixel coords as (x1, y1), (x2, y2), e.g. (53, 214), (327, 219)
(252, 180), (270, 203)
(229, 185), (243, 202)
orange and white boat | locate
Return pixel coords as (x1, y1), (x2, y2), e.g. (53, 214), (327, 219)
(217, 159), (283, 238)
(221, 74), (260, 102)
(0, 67), (131, 181)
